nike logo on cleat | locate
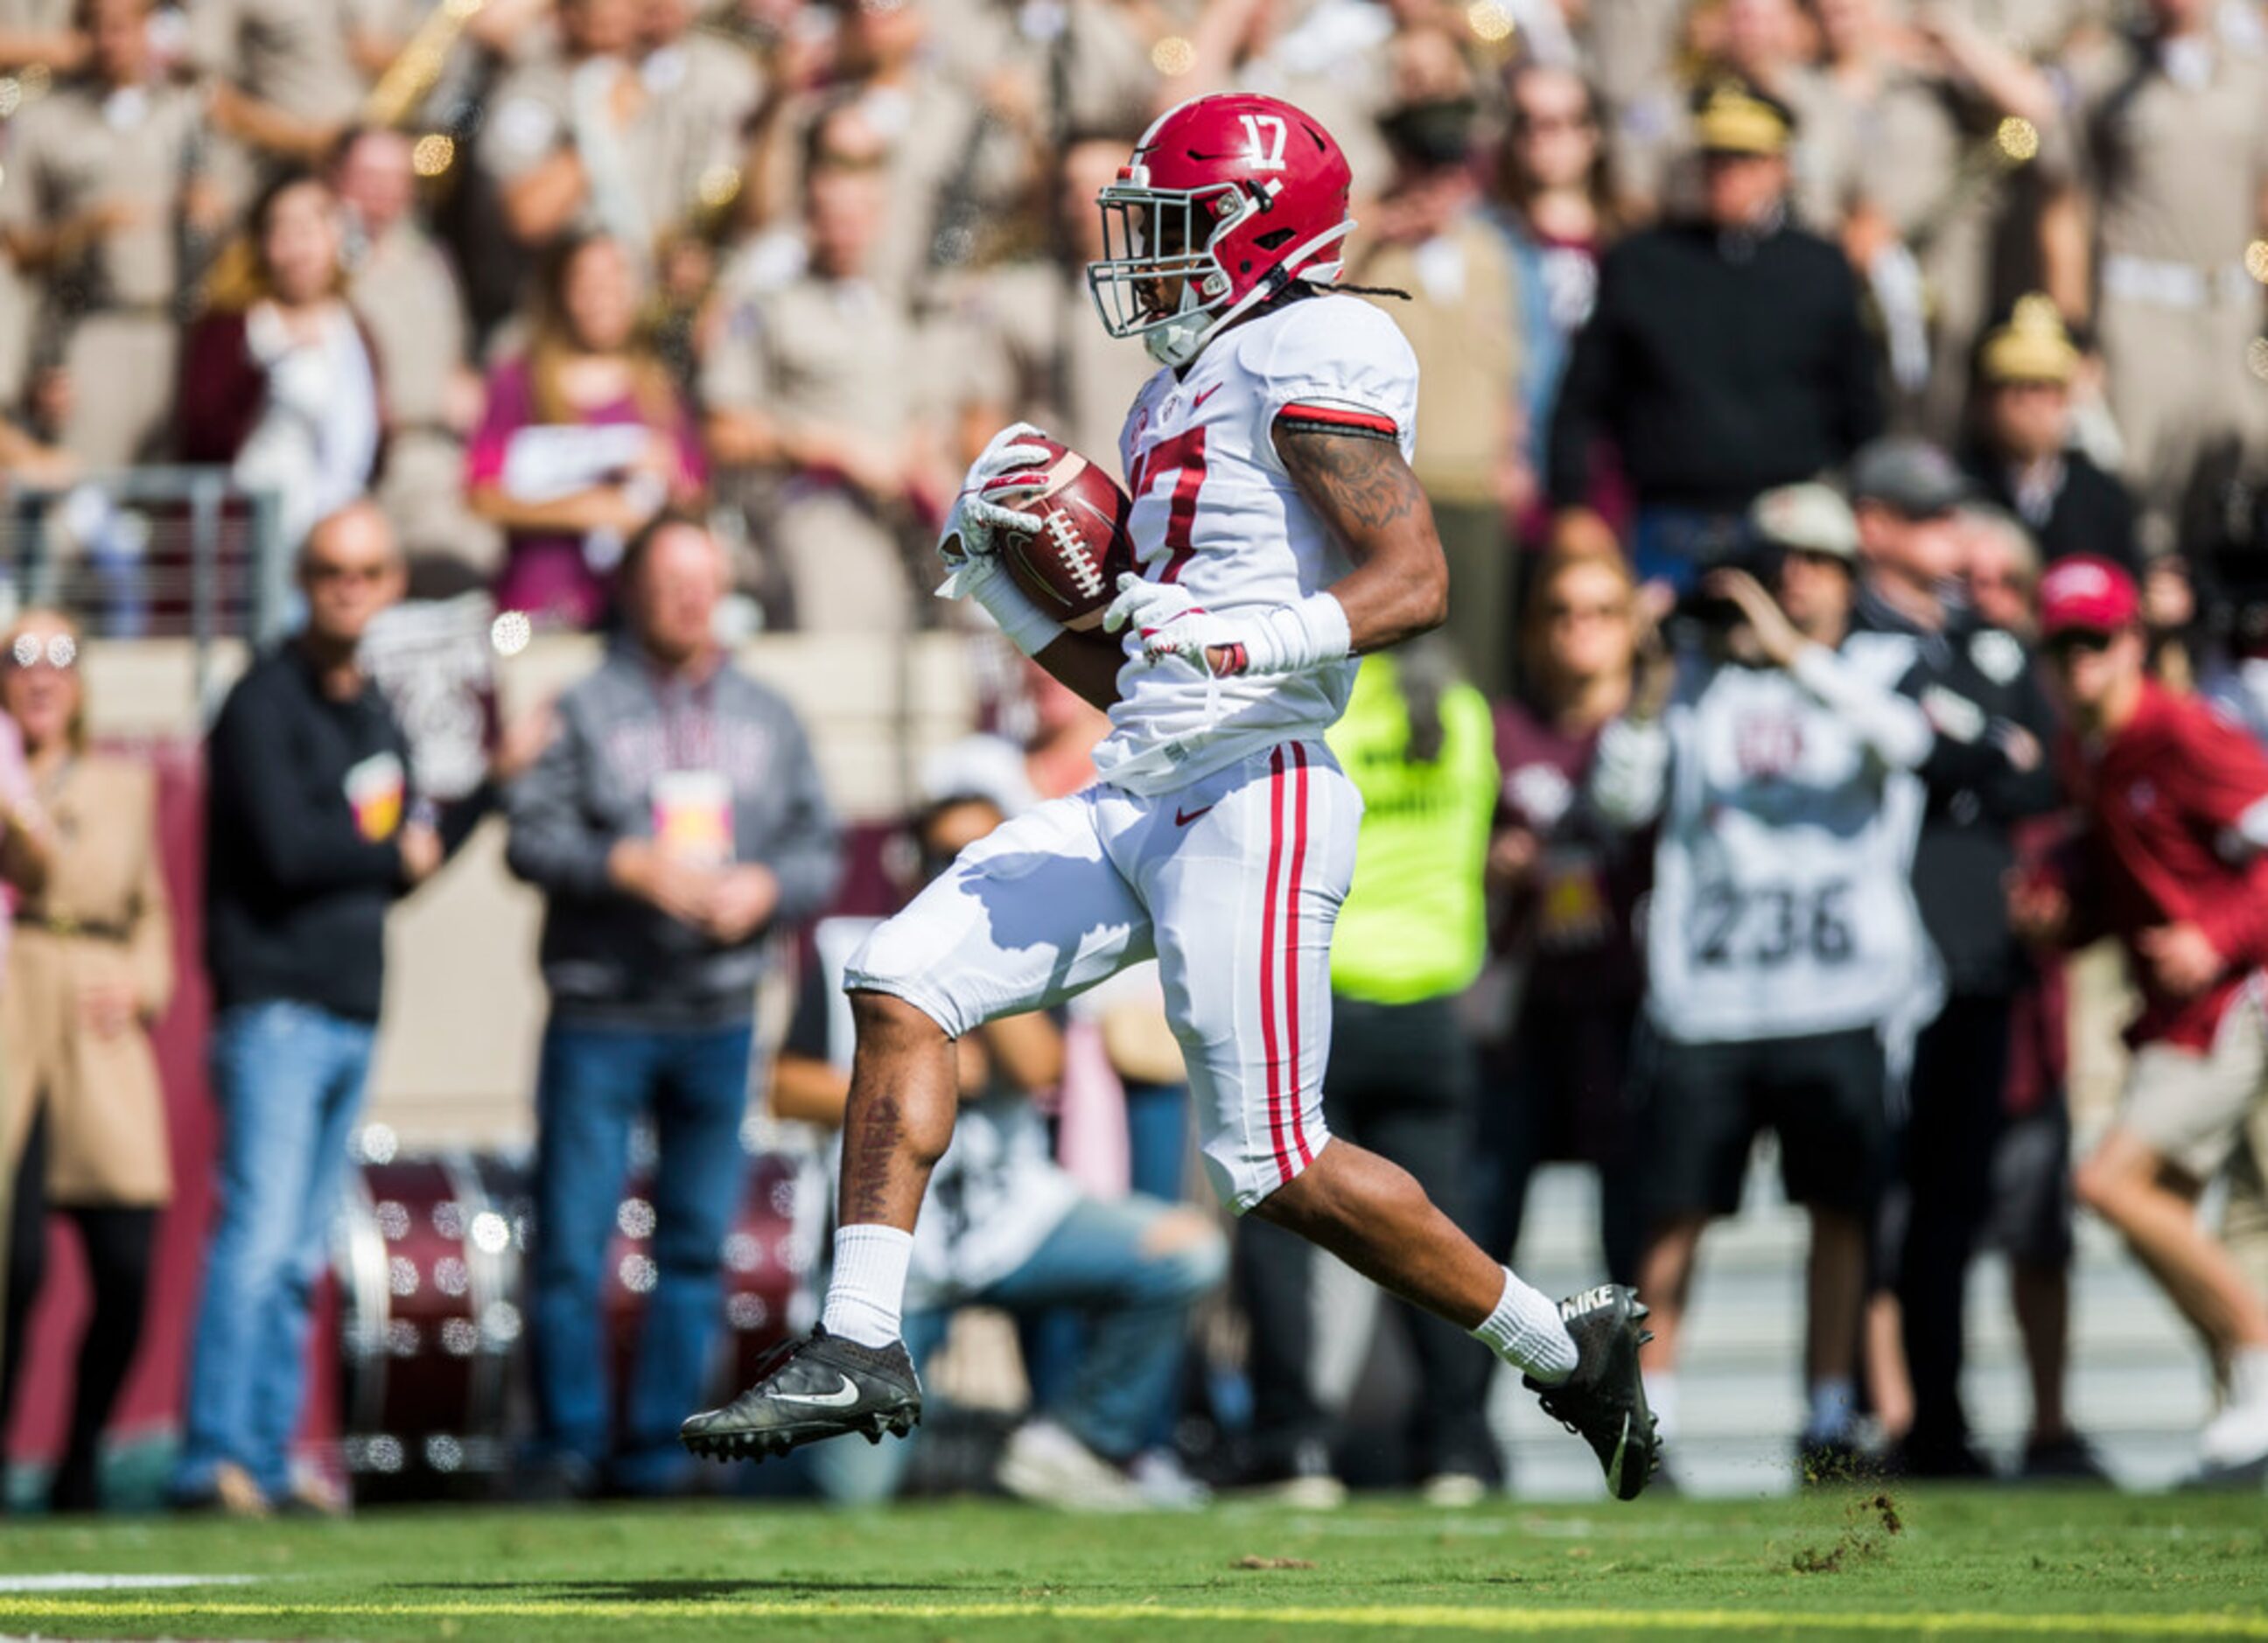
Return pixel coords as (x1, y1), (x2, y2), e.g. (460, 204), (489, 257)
(769, 1377), (861, 1409)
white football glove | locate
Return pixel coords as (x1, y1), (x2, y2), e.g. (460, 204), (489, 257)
(936, 421), (1053, 591)
(1102, 574), (1354, 677)
(935, 423), (1062, 656)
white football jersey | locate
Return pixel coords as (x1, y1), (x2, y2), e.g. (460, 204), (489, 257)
(1090, 293), (1420, 796)
(1596, 639), (1937, 1045)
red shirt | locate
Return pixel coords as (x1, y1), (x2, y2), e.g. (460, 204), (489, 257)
(2054, 681), (2268, 1050)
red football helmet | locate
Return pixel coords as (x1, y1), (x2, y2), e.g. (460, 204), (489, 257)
(1087, 93), (1355, 367)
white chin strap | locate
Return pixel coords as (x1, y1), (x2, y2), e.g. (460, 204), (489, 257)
(1141, 220), (1355, 367)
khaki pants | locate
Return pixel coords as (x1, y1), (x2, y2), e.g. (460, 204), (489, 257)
(2122, 989), (2268, 1183)
(2097, 292), (2265, 544)
(766, 488), (921, 635)
(60, 314), (180, 470)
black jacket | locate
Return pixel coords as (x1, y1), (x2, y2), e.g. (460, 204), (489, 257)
(205, 644), (416, 1023)
(1548, 215), (1883, 512)
(1852, 585), (2062, 996)
(1962, 446), (2139, 574)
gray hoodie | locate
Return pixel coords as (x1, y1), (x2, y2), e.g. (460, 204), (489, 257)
(506, 641), (842, 1027)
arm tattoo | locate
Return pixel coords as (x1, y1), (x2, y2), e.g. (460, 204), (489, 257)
(1274, 423), (1427, 536)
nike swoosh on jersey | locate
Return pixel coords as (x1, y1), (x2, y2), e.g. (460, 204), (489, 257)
(769, 1377), (861, 1409)
(1174, 803), (1215, 827)
(1192, 384), (1222, 409)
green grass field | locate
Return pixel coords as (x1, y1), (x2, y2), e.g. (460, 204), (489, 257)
(3, 1489), (2265, 1641)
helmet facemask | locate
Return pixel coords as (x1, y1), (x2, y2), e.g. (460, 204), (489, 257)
(1087, 179), (1256, 366)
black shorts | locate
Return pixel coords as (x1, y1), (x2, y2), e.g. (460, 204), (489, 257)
(1983, 1096), (2076, 1270)
(1638, 1025), (1890, 1221)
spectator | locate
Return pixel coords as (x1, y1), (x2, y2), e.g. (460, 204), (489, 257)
(1592, 482), (1936, 1476)
(0, 0), (210, 468)
(1347, 32), (1522, 695)
(178, 169), (384, 554)
(743, 0), (1041, 301)
(468, 232), (707, 632)
(1489, 65), (1619, 536)
(1960, 299), (2140, 575)
(1847, 437), (2061, 1478)
(476, 0), (680, 255)
(786, 794), (1224, 1510)
(1961, 500), (2046, 637)
(701, 152), (948, 633)
(1814, 0), (2055, 444)
(192, 0), (363, 173)
(504, 513), (841, 1497)
(1479, 544), (1650, 1291)
(175, 502), (443, 1516)
(1548, 80), (1882, 591)
(332, 126), (498, 586)
(1609, 0), (1855, 229)
(1236, 640), (1502, 1507)
(0, 609), (171, 1514)
(2039, 0), (2268, 549)
(2012, 556), (2268, 1485)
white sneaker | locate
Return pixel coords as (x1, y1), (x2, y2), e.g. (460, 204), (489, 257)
(996, 1419), (1146, 1512)
(2198, 1388), (2268, 1469)
(1421, 1472), (1489, 1508)
(1128, 1449), (1210, 1509)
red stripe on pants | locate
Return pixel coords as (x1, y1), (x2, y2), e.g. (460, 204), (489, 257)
(1285, 743), (1314, 1166)
(1258, 746), (1293, 1185)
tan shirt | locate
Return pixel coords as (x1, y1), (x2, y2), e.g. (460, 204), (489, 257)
(760, 76), (1032, 297)
(2066, 38), (2268, 271)
(2, 756), (175, 1206)
(702, 273), (948, 444)
(476, 51), (689, 243)
(1349, 216), (1519, 504)
(0, 79), (205, 313)
(190, 0), (365, 121)
(348, 220), (468, 427)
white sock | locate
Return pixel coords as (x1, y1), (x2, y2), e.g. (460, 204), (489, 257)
(2232, 1346), (2268, 1407)
(819, 1224), (914, 1348)
(1804, 1376), (1857, 1443)
(1644, 1372), (1680, 1444)
(1469, 1268), (1578, 1383)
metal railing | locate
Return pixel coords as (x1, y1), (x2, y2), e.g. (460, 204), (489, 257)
(0, 466), (290, 678)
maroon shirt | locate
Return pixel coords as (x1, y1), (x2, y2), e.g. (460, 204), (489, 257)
(1491, 698), (1648, 1007)
(2047, 681), (2268, 1051)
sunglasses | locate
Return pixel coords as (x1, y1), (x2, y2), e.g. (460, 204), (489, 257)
(5, 633), (77, 671)
(304, 560), (391, 585)
(2045, 628), (2116, 659)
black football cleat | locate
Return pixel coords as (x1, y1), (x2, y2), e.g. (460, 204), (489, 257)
(679, 1324), (921, 1463)
(1522, 1284), (1662, 1502)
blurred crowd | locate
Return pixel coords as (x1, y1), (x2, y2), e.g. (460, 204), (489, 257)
(4, 0), (2268, 1514)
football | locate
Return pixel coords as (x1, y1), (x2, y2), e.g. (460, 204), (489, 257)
(994, 437), (1138, 633)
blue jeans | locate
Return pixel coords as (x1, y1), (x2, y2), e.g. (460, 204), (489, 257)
(528, 1017), (754, 1492)
(1025, 1080), (1193, 1436)
(1630, 505), (1752, 594)
(173, 1002), (374, 1503)
(811, 1192), (1225, 1504)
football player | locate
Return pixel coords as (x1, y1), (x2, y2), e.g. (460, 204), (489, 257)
(681, 94), (1660, 1501)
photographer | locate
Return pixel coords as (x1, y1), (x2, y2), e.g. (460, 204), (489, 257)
(1592, 483), (1936, 1477)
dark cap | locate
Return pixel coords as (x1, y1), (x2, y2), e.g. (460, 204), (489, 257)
(1850, 437), (1970, 518)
